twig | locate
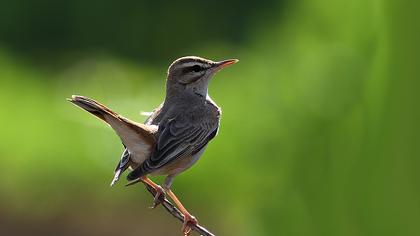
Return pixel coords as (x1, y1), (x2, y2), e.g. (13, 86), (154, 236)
(142, 183), (216, 236)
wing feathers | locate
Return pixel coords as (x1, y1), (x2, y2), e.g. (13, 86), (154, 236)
(127, 117), (218, 180)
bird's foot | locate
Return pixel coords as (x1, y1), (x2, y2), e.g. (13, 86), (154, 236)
(182, 213), (198, 236)
(150, 185), (165, 209)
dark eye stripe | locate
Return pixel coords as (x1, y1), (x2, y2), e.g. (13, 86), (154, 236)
(191, 65), (202, 72)
(182, 64), (205, 74)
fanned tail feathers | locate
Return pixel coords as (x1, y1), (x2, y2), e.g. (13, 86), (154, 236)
(68, 95), (158, 186)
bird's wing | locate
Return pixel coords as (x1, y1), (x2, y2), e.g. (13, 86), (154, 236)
(68, 95), (158, 154)
(127, 115), (218, 180)
(144, 102), (163, 125)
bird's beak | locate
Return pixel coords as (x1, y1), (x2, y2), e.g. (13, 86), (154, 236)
(213, 59), (239, 71)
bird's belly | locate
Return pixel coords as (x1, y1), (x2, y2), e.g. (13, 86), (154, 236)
(152, 145), (208, 176)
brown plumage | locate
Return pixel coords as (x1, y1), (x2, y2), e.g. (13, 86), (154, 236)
(68, 95), (157, 185)
(68, 56), (238, 235)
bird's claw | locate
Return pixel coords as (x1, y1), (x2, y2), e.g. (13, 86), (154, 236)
(182, 214), (198, 236)
(149, 185), (165, 209)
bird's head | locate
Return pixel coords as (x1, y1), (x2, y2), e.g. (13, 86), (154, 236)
(166, 56), (238, 97)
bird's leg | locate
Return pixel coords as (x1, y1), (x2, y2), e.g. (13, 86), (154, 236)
(140, 176), (165, 208)
(165, 189), (198, 235)
(163, 175), (197, 235)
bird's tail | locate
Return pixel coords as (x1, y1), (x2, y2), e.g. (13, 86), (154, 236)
(67, 95), (157, 136)
(67, 95), (119, 123)
(68, 95), (158, 182)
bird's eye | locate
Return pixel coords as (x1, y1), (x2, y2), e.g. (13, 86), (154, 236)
(191, 65), (202, 72)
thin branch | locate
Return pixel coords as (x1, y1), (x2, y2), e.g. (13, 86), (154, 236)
(141, 183), (216, 236)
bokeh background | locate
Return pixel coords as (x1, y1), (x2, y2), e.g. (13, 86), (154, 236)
(0, 0), (419, 235)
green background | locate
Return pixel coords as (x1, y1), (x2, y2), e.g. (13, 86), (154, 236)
(0, 0), (419, 235)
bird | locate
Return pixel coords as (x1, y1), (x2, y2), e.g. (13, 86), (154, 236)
(68, 56), (238, 235)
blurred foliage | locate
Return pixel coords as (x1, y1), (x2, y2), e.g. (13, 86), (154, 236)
(0, 0), (419, 236)
(0, 0), (284, 63)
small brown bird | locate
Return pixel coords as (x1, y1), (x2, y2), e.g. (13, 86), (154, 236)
(68, 56), (238, 235)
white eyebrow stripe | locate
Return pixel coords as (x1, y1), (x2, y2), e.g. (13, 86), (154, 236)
(178, 62), (211, 70)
